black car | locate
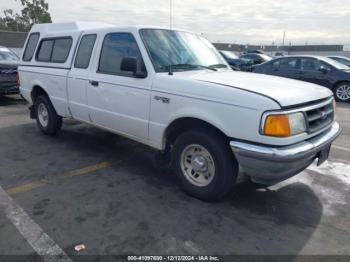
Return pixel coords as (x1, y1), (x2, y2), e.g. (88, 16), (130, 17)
(219, 50), (253, 71)
(244, 49), (266, 54)
(254, 55), (350, 102)
(0, 46), (19, 96)
(328, 56), (350, 68)
(240, 53), (272, 66)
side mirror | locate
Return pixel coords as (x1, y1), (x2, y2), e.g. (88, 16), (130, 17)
(120, 57), (147, 78)
(318, 66), (329, 74)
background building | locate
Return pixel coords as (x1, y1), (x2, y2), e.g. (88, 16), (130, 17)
(0, 31), (28, 56)
(214, 42), (350, 57)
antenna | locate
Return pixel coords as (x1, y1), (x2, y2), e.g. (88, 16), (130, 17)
(168, 0), (174, 75)
(170, 0), (173, 29)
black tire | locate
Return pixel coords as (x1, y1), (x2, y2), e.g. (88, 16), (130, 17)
(34, 95), (62, 135)
(334, 82), (350, 102)
(172, 129), (238, 201)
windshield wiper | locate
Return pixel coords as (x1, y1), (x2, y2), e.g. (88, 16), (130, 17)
(209, 63), (229, 69)
(161, 64), (218, 72)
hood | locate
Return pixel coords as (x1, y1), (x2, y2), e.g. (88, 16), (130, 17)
(0, 60), (18, 68)
(185, 70), (332, 107)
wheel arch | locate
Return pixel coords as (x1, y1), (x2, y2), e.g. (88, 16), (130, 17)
(163, 117), (230, 151)
(332, 80), (350, 101)
(332, 80), (350, 90)
(31, 85), (48, 104)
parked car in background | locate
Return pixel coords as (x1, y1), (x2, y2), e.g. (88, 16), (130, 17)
(328, 56), (350, 68)
(0, 46), (19, 96)
(219, 50), (253, 71)
(254, 55), (350, 102)
(244, 49), (266, 54)
(273, 51), (288, 58)
(20, 22), (340, 201)
(240, 53), (272, 66)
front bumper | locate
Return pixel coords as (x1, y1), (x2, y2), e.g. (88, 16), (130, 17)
(230, 122), (341, 184)
(0, 84), (20, 95)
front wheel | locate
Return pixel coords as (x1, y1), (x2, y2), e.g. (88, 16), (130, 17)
(172, 129), (238, 201)
(334, 82), (350, 102)
(35, 95), (62, 135)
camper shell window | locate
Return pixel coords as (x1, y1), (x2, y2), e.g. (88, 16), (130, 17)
(23, 33), (40, 61)
(36, 37), (72, 63)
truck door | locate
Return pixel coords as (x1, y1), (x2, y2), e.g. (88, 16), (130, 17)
(67, 34), (97, 122)
(87, 32), (152, 140)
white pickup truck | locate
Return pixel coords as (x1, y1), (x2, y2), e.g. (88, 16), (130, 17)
(19, 22), (341, 201)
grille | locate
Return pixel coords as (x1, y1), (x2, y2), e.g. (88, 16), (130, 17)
(305, 101), (334, 134)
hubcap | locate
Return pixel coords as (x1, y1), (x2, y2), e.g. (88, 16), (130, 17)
(180, 144), (215, 187)
(38, 103), (49, 127)
(336, 85), (350, 101)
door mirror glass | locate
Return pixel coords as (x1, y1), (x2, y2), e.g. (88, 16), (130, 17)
(121, 57), (137, 72)
(121, 57), (147, 78)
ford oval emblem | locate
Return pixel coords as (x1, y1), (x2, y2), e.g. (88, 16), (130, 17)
(320, 111), (327, 120)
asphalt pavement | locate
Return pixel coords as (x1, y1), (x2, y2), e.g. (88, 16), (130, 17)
(0, 95), (349, 261)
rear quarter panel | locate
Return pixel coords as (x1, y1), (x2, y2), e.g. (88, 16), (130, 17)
(19, 66), (70, 117)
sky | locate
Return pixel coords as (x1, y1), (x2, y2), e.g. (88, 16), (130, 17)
(3, 0), (350, 46)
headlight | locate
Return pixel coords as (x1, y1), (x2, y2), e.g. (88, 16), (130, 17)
(263, 112), (306, 137)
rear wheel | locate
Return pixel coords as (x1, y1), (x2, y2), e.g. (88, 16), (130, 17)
(334, 82), (350, 102)
(172, 129), (238, 201)
(35, 95), (62, 135)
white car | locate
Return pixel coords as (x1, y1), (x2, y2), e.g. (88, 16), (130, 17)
(19, 22), (341, 201)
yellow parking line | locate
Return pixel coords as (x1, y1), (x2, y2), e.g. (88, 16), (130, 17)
(6, 180), (47, 195)
(6, 160), (122, 196)
(63, 161), (117, 178)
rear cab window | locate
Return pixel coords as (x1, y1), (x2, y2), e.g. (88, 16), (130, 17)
(74, 34), (97, 69)
(36, 37), (72, 63)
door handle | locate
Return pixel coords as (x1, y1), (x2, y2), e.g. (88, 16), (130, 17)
(89, 80), (99, 87)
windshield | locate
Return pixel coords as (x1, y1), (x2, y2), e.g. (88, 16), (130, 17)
(0, 47), (18, 61)
(220, 50), (239, 59)
(329, 57), (350, 67)
(140, 29), (229, 72)
(320, 56), (349, 70)
(260, 54), (272, 61)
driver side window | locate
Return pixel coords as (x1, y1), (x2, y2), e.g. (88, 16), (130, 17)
(98, 33), (146, 77)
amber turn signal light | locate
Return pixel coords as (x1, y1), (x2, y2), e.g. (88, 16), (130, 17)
(264, 114), (291, 137)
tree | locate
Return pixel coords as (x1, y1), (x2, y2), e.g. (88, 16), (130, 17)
(0, 0), (52, 32)
(20, 0), (52, 25)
